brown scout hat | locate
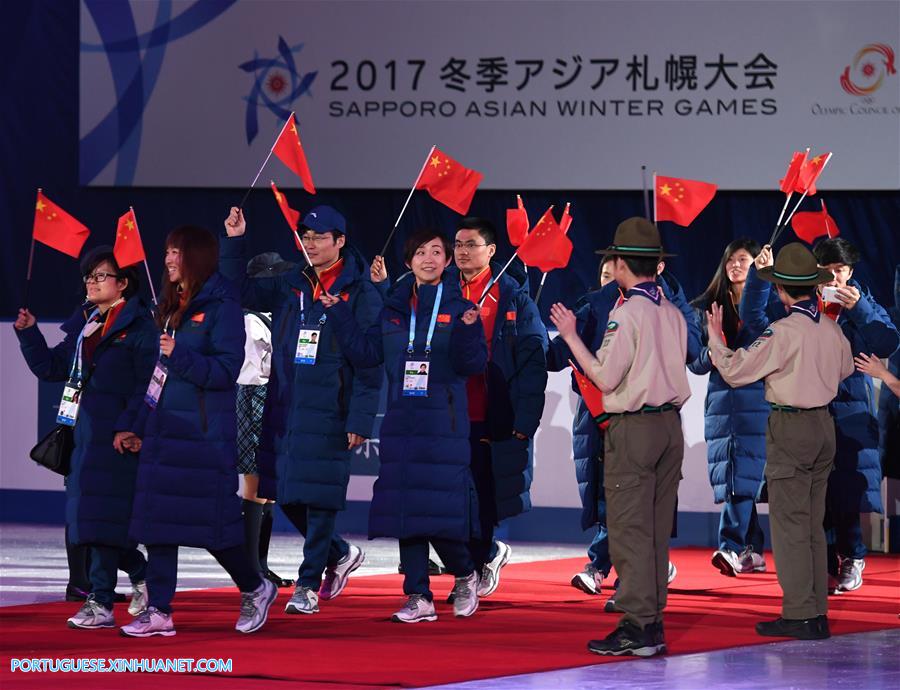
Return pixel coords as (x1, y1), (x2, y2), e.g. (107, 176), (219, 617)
(594, 217), (676, 258)
(757, 242), (833, 286)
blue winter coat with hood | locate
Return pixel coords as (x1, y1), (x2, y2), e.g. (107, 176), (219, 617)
(546, 270), (701, 529)
(219, 236), (383, 509)
(16, 298), (158, 547)
(328, 272), (488, 542)
(688, 265), (787, 502)
(130, 273), (246, 549)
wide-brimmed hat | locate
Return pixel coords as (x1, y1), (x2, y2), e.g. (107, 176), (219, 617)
(246, 252), (296, 278)
(595, 217), (676, 258)
(757, 242), (833, 286)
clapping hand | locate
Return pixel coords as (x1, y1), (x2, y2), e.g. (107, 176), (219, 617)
(549, 303), (577, 340)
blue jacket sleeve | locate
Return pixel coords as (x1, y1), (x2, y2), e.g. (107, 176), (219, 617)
(510, 291), (548, 437)
(163, 299), (245, 390)
(687, 307), (714, 375)
(219, 235), (285, 313)
(845, 289), (900, 358)
(327, 300), (385, 369)
(345, 283), (385, 438)
(15, 323), (77, 382)
(449, 318), (488, 377)
(739, 265), (777, 336)
(114, 322), (160, 433)
(659, 270), (701, 363)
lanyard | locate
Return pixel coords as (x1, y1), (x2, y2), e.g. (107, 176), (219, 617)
(408, 283), (443, 356)
(298, 291), (327, 328)
(68, 308), (101, 381)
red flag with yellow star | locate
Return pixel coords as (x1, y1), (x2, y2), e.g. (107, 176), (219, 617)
(272, 113), (316, 194)
(779, 150), (807, 195)
(516, 206), (572, 271)
(559, 202), (573, 234)
(569, 360), (610, 430)
(506, 194), (529, 246)
(32, 190), (90, 258)
(655, 175), (717, 227)
(113, 208), (146, 267)
(796, 152), (831, 196)
(270, 181), (300, 231)
(415, 147), (482, 215)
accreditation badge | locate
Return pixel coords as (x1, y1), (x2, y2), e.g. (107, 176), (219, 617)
(57, 379), (83, 426)
(144, 361), (169, 408)
(402, 360), (430, 397)
(294, 328), (321, 365)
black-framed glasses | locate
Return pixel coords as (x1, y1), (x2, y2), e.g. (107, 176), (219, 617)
(82, 271), (121, 284)
(454, 241), (489, 251)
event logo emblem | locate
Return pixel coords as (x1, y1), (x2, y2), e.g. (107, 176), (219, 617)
(240, 37), (317, 144)
(840, 44), (896, 96)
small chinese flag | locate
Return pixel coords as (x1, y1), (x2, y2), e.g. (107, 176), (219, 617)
(655, 175), (717, 227)
(779, 150), (807, 195)
(272, 113), (316, 194)
(271, 181), (300, 231)
(415, 147), (483, 215)
(796, 152), (831, 196)
(559, 202), (573, 234)
(32, 190), (90, 258)
(114, 208), (146, 267)
(791, 199), (840, 244)
(506, 194), (529, 247)
(516, 206), (573, 272)
(569, 360), (610, 430)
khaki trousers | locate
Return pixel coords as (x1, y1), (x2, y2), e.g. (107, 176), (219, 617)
(765, 408), (835, 620)
(604, 410), (683, 628)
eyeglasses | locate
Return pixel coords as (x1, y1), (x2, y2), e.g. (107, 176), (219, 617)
(454, 241), (489, 251)
(300, 234), (334, 245)
(83, 271), (121, 284)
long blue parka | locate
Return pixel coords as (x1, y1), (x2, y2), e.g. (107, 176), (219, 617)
(546, 270), (701, 529)
(447, 263), (549, 521)
(219, 236), (383, 508)
(327, 272), (488, 542)
(877, 267), (900, 478)
(16, 298), (158, 546)
(130, 273), (246, 549)
(688, 264), (787, 503)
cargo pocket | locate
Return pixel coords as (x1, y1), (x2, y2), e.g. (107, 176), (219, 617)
(605, 472), (642, 493)
(764, 462), (796, 482)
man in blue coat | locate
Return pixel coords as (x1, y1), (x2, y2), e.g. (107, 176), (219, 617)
(450, 217), (548, 599)
(812, 239), (899, 592)
(547, 251), (701, 606)
(221, 206), (383, 615)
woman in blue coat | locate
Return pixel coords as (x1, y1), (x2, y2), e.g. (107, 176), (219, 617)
(122, 226), (276, 637)
(14, 247), (156, 629)
(322, 229), (487, 624)
(689, 239), (785, 577)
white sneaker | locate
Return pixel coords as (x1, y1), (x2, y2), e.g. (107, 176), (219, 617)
(67, 595), (114, 629)
(571, 565), (604, 595)
(391, 594), (437, 623)
(128, 581), (148, 616)
(837, 557), (865, 592)
(711, 549), (741, 577)
(452, 572), (479, 618)
(285, 584), (319, 614)
(477, 540), (511, 598)
(119, 606), (175, 637)
(236, 578), (277, 633)
(738, 548), (767, 573)
(319, 544), (365, 600)
(667, 561), (677, 584)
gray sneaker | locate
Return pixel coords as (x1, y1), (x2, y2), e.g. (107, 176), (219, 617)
(67, 595), (114, 629)
(236, 578), (277, 634)
(837, 557), (865, 591)
(667, 561), (677, 584)
(738, 548), (767, 573)
(285, 584), (319, 614)
(712, 549), (741, 577)
(477, 540), (511, 598)
(452, 572), (479, 618)
(319, 544), (365, 600)
(119, 606), (175, 637)
(128, 581), (148, 617)
(571, 564), (604, 595)
(391, 594), (437, 623)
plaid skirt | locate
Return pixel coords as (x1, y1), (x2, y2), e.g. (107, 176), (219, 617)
(236, 384), (267, 475)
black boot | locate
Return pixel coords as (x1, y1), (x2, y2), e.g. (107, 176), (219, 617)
(260, 503), (294, 588)
(64, 525), (90, 600)
(242, 499), (265, 574)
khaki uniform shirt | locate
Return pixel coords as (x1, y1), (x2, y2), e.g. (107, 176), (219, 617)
(588, 282), (691, 413)
(710, 300), (853, 408)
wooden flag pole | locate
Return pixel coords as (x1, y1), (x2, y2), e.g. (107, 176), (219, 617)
(378, 145), (436, 258)
(239, 114), (294, 209)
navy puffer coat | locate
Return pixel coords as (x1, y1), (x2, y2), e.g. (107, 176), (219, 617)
(219, 237), (383, 509)
(17, 299), (158, 547)
(130, 273), (246, 549)
(328, 273), (488, 541)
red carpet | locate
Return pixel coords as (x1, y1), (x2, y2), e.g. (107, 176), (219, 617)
(2, 548), (898, 689)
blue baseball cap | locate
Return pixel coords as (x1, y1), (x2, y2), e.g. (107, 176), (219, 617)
(301, 205), (347, 236)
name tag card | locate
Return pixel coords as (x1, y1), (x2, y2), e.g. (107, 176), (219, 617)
(402, 360), (430, 397)
(295, 328), (320, 365)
